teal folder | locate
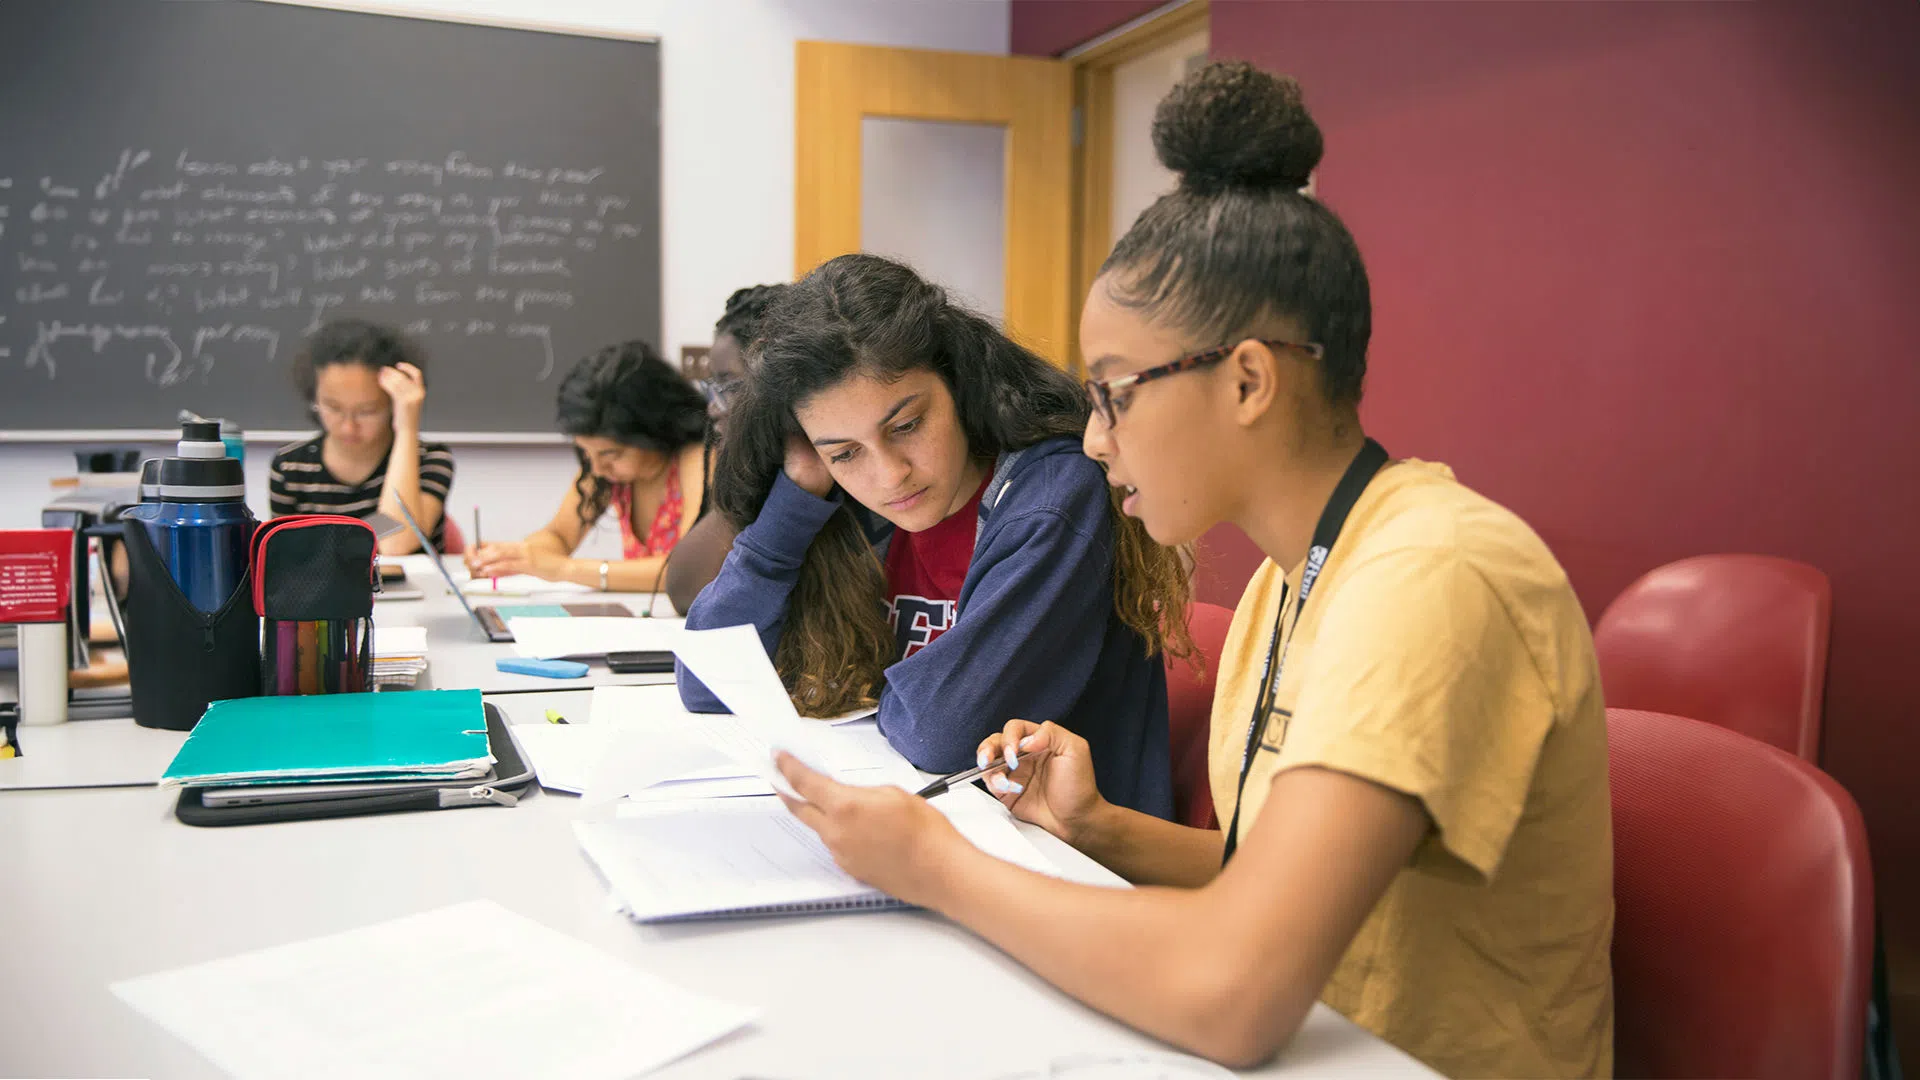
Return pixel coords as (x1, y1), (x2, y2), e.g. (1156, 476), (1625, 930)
(160, 689), (495, 789)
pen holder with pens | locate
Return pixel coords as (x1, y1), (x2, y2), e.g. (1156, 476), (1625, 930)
(251, 515), (377, 695)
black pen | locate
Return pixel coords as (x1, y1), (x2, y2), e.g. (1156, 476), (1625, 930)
(914, 758), (1012, 799)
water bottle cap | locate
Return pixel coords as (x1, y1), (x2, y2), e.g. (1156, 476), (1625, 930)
(158, 427), (245, 500)
(155, 456), (246, 501)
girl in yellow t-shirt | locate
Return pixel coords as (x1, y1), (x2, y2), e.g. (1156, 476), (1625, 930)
(771, 60), (1615, 1077)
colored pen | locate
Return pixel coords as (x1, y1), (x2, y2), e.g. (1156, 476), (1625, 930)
(545, 708), (569, 725)
(474, 507), (497, 590)
(914, 758), (1012, 800)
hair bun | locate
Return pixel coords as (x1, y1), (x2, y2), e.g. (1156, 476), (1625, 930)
(1152, 60), (1322, 196)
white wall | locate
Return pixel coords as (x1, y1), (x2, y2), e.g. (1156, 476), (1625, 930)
(0, 0), (1010, 539)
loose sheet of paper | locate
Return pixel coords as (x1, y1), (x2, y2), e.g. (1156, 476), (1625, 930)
(586, 681), (891, 800)
(929, 784), (1067, 878)
(110, 899), (756, 1080)
(508, 616), (686, 660)
(667, 625), (850, 792)
(513, 688), (894, 802)
(511, 722), (736, 798)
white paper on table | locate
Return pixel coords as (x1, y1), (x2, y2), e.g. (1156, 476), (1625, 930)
(591, 686), (875, 734)
(508, 616), (686, 660)
(371, 624), (428, 658)
(588, 679), (877, 798)
(110, 899), (756, 1080)
(510, 722), (607, 794)
(458, 572), (593, 597)
(579, 726), (739, 805)
(620, 775), (786, 803)
(508, 723), (724, 797)
(668, 625), (854, 794)
(514, 689), (891, 802)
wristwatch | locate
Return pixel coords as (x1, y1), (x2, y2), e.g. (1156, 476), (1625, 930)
(598, 560), (610, 591)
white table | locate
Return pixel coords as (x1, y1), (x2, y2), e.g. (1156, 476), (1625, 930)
(0, 690), (1435, 1079)
(373, 554), (678, 694)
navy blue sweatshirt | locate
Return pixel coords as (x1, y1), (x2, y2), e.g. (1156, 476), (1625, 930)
(677, 435), (1173, 818)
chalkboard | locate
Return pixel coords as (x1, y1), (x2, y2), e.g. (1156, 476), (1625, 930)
(0, 0), (660, 435)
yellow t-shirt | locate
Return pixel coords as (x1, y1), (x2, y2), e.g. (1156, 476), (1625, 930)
(1208, 459), (1613, 1079)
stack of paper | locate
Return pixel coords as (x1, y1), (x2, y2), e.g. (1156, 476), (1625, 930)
(370, 625), (429, 688)
(160, 689), (494, 789)
(111, 900), (757, 1079)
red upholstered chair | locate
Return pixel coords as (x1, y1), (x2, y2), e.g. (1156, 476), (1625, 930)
(1608, 707), (1873, 1080)
(437, 515), (466, 555)
(1165, 602), (1234, 830)
(1594, 554), (1831, 760)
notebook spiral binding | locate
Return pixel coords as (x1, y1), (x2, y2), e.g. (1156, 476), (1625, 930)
(641, 895), (909, 923)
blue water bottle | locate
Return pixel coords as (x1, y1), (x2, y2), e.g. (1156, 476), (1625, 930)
(121, 421), (255, 613)
(218, 419), (245, 466)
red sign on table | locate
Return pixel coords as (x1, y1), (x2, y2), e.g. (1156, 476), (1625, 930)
(0, 529), (73, 624)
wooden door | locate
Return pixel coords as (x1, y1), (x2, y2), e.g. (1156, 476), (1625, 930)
(794, 42), (1074, 366)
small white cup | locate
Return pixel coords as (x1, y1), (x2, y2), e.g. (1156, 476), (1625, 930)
(17, 621), (69, 726)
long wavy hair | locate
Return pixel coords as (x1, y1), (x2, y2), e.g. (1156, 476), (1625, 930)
(555, 341), (709, 528)
(714, 254), (1193, 716)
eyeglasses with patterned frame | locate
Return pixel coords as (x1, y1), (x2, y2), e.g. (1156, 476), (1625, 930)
(1082, 339), (1325, 429)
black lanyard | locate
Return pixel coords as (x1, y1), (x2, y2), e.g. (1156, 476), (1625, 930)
(1221, 438), (1388, 865)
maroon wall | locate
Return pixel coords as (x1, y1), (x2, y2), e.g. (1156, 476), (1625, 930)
(1010, 0), (1169, 56)
(1207, 0), (1920, 1038)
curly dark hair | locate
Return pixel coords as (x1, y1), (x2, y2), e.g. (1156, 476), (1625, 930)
(713, 253), (1193, 715)
(555, 341), (709, 528)
(292, 318), (426, 402)
(1102, 60), (1371, 406)
(713, 284), (788, 352)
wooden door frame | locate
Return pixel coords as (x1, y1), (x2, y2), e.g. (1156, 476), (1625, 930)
(793, 42), (1074, 365)
(1067, 0), (1210, 373)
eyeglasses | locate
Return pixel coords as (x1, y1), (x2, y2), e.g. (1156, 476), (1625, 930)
(1082, 339), (1324, 429)
(695, 375), (744, 412)
(314, 402), (391, 425)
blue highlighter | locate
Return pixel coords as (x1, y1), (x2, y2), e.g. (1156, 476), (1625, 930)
(494, 657), (590, 680)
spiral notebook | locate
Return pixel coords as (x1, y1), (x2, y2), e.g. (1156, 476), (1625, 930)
(574, 788), (1059, 923)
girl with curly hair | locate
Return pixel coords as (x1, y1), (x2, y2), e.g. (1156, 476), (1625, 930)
(466, 340), (708, 590)
(676, 253), (1194, 818)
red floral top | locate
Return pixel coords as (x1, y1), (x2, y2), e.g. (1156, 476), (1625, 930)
(609, 457), (683, 558)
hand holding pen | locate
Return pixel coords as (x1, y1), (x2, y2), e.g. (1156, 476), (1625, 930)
(913, 756), (1012, 799)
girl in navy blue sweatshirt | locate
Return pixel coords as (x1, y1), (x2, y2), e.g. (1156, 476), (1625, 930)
(676, 254), (1191, 818)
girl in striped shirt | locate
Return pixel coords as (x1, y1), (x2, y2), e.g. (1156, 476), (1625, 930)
(268, 318), (454, 554)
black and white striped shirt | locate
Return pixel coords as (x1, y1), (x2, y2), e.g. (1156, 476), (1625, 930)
(268, 435), (455, 546)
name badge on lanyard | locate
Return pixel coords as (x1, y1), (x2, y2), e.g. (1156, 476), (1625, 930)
(1221, 438), (1388, 866)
